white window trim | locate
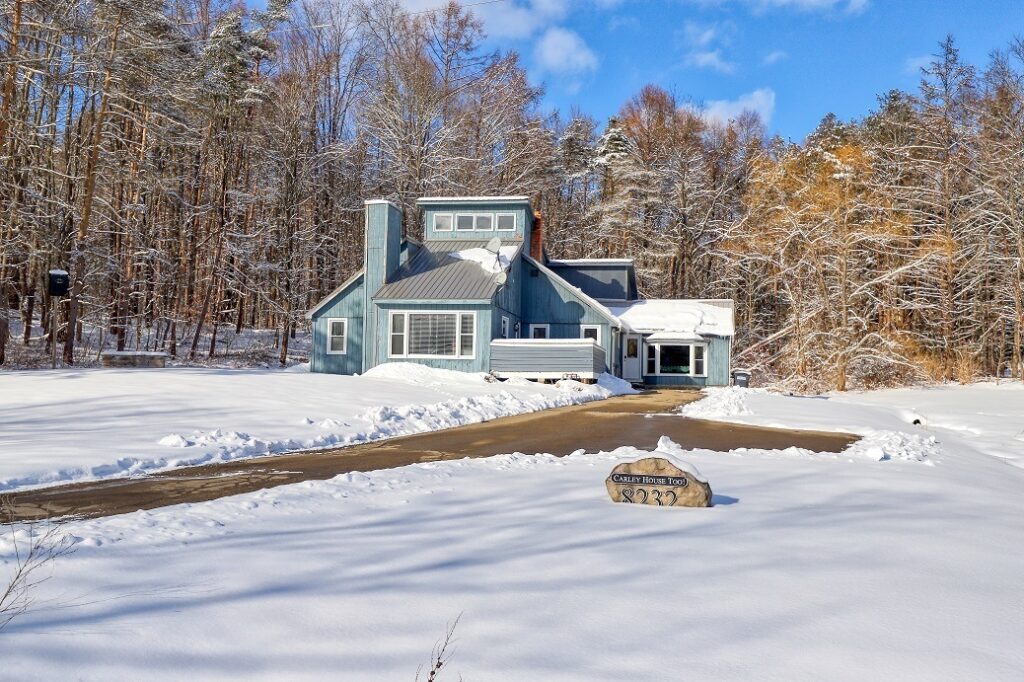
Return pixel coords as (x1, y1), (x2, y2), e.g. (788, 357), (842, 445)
(433, 212), (453, 232)
(495, 212), (517, 232)
(581, 325), (601, 344)
(645, 341), (708, 377)
(387, 310), (477, 360)
(325, 318), (348, 355)
(501, 316), (510, 339)
(529, 324), (550, 339)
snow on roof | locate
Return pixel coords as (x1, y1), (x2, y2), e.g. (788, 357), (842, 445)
(416, 196), (530, 204)
(547, 258), (634, 267)
(48, 269), (69, 276)
(449, 245), (518, 274)
(608, 299), (734, 337)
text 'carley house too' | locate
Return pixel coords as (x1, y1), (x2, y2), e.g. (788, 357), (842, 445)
(307, 197), (734, 386)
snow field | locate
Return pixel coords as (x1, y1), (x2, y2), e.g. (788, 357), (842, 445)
(2, 429), (1022, 680)
(0, 363), (634, 491)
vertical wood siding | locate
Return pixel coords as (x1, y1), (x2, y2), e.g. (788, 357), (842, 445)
(521, 262), (615, 371)
(422, 202), (533, 243)
(363, 202), (403, 371)
(310, 279), (365, 375)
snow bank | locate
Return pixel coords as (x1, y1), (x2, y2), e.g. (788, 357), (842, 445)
(0, 364), (632, 492)
(4, 430), (1023, 680)
(679, 385), (754, 419)
(679, 382), (1024, 468)
(681, 386), (940, 464)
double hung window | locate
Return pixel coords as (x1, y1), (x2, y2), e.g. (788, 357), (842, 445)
(389, 312), (476, 359)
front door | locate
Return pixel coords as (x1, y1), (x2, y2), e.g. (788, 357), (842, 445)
(623, 334), (641, 382)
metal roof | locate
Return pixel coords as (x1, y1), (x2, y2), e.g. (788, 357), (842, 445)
(373, 240), (522, 301)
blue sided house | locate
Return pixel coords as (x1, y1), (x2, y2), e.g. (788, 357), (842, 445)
(307, 197), (734, 386)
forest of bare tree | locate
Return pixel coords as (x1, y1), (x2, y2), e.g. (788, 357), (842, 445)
(1, 0), (1023, 390)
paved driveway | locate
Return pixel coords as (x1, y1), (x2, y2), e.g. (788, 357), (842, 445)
(5, 390), (855, 522)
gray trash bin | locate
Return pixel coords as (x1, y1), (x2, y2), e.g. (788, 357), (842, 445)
(731, 369), (751, 388)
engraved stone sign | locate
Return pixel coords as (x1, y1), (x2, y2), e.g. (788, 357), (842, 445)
(605, 457), (712, 507)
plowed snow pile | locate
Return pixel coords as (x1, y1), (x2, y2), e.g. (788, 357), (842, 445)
(0, 363), (634, 491)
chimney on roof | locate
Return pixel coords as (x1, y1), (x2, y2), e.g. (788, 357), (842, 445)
(530, 211), (544, 262)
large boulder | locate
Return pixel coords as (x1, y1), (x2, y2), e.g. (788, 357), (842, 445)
(605, 456), (712, 507)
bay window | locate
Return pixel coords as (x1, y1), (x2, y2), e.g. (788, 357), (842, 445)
(645, 342), (707, 377)
(389, 311), (476, 359)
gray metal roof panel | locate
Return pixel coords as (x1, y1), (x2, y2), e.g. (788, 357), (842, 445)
(373, 240), (523, 301)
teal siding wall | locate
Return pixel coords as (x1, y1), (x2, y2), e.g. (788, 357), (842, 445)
(422, 202), (533, 243)
(310, 279), (365, 374)
(492, 254), (523, 339)
(547, 263), (637, 301)
(707, 335), (732, 386)
(363, 201), (403, 372)
(522, 263), (615, 371)
(372, 302), (493, 373)
(642, 335), (731, 387)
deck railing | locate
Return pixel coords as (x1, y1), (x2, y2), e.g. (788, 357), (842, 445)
(489, 338), (606, 380)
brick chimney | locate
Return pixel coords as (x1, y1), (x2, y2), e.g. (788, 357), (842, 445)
(530, 211), (544, 261)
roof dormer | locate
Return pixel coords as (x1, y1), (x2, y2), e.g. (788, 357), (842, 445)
(417, 196), (532, 243)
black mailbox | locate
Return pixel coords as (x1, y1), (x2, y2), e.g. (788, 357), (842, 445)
(731, 369), (751, 388)
(48, 269), (70, 297)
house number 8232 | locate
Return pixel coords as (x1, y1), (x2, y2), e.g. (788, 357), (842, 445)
(620, 487), (677, 506)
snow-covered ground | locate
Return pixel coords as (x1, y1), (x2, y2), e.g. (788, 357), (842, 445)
(681, 381), (1024, 469)
(0, 363), (632, 491)
(4, 317), (313, 369)
(2, 383), (1023, 680)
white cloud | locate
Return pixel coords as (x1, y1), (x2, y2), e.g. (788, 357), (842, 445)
(686, 49), (737, 74)
(761, 49), (788, 66)
(680, 21), (737, 74)
(683, 21), (720, 48)
(744, 0), (869, 13)
(703, 88), (776, 126)
(400, 0), (571, 40)
(903, 54), (932, 76)
(534, 27), (599, 76)
(472, 0), (570, 40)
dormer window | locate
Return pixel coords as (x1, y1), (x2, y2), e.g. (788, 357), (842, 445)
(427, 207), (518, 235)
(433, 213), (453, 232)
(454, 213), (503, 232)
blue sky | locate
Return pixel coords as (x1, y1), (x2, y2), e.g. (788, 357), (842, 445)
(403, 0), (1023, 141)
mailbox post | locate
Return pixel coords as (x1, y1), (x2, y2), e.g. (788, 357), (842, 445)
(48, 269), (69, 369)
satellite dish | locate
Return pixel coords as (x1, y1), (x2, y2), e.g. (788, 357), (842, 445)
(494, 271), (508, 286)
(485, 236), (502, 254)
